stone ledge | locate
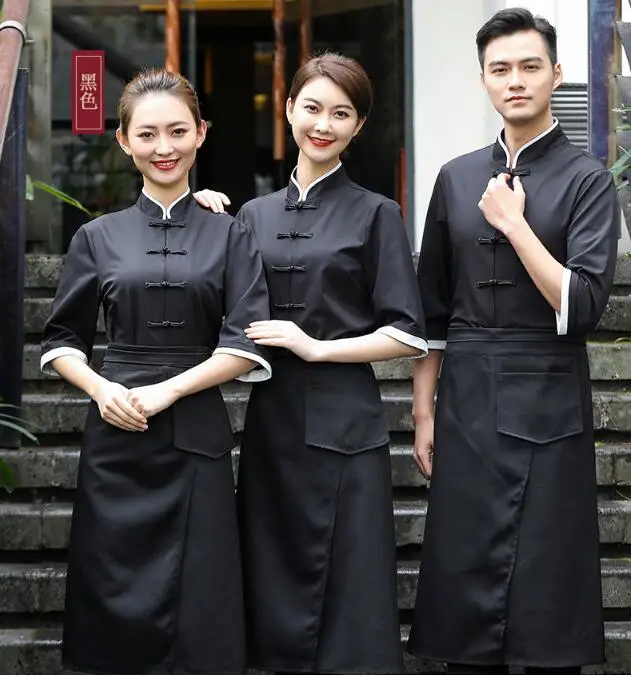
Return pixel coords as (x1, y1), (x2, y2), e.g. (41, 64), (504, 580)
(23, 295), (631, 336)
(599, 295), (631, 333)
(25, 253), (631, 291)
(401, 622), (631, 674)
(20, 387), (631, 435)
(2, 623), (631, 674)
(2, 499), (631, 550)
(1, 558), (630, 615)
(3, 443), (630, 491)
(23, 341), (631, 382)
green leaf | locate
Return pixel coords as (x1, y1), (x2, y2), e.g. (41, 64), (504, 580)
(0, 459), (15, 493)
(32, 180), (94, 217)
(0, 419), (38, 443)
(25, 174), (34, 201)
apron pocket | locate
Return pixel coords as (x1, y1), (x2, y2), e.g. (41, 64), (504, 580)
(173, 389), (235, 458)
(304, 383), (389, 454)
(496, 371), (583, 445)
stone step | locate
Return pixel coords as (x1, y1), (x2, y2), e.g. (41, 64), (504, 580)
(2, 499), (631, 551)
(25, 252), (631, 292)
(0, 628), (62, 675)
(394, 498), (631, 548)
(22, 340), (631, 382)
(396, 558), (631, 611)
(22, 294), (631, 337)
(390, 442), (631, 490)
(24, 297), (105, 336)
(2, 443), (631, 491)
(613, 253), (631, 288)
(19, 386), (631, 436)
(401, 623), (631, 675)
(0, 564), (66, 613)
(2, 556), (631, 616)
(600, 295), (631, 332)
(25, 254), (63, 290)
(0, 622), (629, 674)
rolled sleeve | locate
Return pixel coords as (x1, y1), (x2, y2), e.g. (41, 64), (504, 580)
(564, 169), (619, 335)
(40, 225), (100, 373)
(367, 199), (427, 355)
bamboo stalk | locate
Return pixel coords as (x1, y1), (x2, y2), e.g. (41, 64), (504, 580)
(299, 0), (312, 65)
(272, 0), (286, 161)
(165, 0), (181, 73)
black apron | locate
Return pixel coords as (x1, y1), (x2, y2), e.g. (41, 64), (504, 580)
(62, 344), (245, 675)
(237, 353), (403, 674)
(408, 328), (604, 668)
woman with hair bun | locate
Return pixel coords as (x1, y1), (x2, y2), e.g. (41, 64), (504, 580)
(195, 53), (427, 673)
(41, 68), (271, 674)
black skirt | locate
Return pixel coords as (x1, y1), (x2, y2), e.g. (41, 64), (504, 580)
(407, 328), (604, 668)
(62, 344), (245, 674)
(237, 355), (403, 674)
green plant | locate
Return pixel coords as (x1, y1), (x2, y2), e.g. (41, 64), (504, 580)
(611, 105), (631, 189)
(0, 403), (38, 493)
(26, 175), (98, 217)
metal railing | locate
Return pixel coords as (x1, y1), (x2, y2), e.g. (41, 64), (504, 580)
(0, 0), (30, 448)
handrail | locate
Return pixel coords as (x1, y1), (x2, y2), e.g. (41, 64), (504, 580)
(0, 0), (30, 161)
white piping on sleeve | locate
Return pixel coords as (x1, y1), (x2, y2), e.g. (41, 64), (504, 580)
(213, 347), (272, 382)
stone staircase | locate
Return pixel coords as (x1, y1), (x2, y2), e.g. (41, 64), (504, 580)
(0, 253), (629, 674)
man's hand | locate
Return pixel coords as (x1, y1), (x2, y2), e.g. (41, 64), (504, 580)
(478, 173), (526, 236)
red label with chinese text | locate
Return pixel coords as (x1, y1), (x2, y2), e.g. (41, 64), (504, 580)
(72, 50), (105, 134)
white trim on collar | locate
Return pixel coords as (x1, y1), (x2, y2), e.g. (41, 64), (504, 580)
(497, 118), (559, 169)
(142, 187), (191, 219)
(290, 162), (342, 202)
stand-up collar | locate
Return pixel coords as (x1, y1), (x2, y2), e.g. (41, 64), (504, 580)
(492, 119), (566, 169)
(286, 163), (348, 206)
(137, 187), (192, 221)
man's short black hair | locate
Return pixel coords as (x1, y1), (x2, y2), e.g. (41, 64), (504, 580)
(476, 7), (557, 69)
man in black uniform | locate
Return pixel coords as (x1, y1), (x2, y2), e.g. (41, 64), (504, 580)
(407, 8), (619, 674)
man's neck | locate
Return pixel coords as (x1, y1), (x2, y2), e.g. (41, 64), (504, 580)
(503, 112), (555, 164)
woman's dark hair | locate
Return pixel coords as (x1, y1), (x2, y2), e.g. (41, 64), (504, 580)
(476, 7), (557, 68)
(118, 68), (202, 135)
(288, 53), (373, 119)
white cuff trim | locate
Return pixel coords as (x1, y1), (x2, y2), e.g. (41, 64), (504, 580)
(40, 347), (88, 376)
(427, 340), (447, 351)
(555, 267), (572, 336)
(213, 347), (272, 382)
(376, 326), (428, 357)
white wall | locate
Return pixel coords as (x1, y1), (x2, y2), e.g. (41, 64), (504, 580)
(506, 0), (588, 82)
(412, 0), (503, 249)
(411, 0), (591, 248)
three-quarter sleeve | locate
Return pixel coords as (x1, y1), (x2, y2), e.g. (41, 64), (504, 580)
(40, 225), (101, 376)
(366, 198), (427, 355)
(214, 220), (272, 382)
(556, 169), (619, 336)
(417, 173), (452, 350)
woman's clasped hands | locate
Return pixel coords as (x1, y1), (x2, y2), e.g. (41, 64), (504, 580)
(93, 378), (178, 432)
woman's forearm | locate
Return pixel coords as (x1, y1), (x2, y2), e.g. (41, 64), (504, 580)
(316, 332), (423, 363)
(167, 353), (258, 400)
(50, 355), (107, 399)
